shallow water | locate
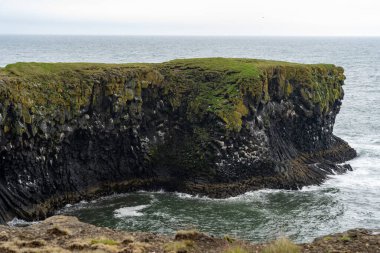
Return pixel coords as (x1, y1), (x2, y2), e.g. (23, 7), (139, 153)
(1, 36), (379, 243)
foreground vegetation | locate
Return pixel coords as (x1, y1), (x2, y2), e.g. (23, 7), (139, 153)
(0, 216), (378, 253)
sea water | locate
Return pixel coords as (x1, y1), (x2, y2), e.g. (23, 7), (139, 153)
(1, 35), (379, 242)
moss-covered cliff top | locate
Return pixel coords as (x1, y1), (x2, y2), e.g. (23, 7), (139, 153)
(0, 58), (345, 132)
(0, 58), (339, 80)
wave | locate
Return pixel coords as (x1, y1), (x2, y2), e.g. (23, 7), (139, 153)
(114, 204), (150, 218)
(7, 217), (39, 227)
(174, 188), (304, 202)
(137, 189), (166, 194)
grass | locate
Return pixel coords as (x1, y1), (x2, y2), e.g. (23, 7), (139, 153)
(127, 242), (151, 253)
(15, 239), (47, 248)
(165, 58), (262, 80)
(261, 237), (300, 253)
(90, 238), (119, 246)
(47, 225), (71, 236)
(224, 245), (249, 253)
(224, 235), (236, 244)
(340, 235), (351, 242)
(1, 62), (149, 81)
(164, 240), (194, 253)
(175, 229), (203, 240)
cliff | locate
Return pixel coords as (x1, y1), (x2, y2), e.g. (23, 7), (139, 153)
(0, 58), (356, 223)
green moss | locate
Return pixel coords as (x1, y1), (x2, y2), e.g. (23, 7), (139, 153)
(0, 58), (344, 134)
(340, 235), (351, 242)
(285, 81), (293, 97)
(3, 124), (10, 134)
(2, 62), (148, 79)
(166, 58), (261, 80)
(161, 58), (342, 131)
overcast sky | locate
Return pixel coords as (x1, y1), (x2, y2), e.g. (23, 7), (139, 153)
(0, 0), (379, 36)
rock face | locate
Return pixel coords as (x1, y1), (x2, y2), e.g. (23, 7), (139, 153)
(0, 58), (356, 223)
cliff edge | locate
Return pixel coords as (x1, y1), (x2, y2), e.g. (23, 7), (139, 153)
(0, 216), (378, 253)
(0, 58), (356, 223)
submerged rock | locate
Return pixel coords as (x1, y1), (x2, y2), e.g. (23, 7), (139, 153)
(0, 58), (356, 223)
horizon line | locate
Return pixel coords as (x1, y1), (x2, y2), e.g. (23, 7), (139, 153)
(1, 34), (380, 38)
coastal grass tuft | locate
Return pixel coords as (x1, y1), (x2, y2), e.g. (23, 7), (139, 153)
(15, 239), (47, 248)
(47, 225), (71, 236)
(175, 229), (203, 241)
(340, 235), (351, 242)
(126, 242), (151, 253)
(223, 235), (236, 244)
(90, 238), (119, 246)
(68, 240), (91, 250)
(224, 245), (249, 253)
(261, 237), (300, 253)
(164, 240), (195, 253)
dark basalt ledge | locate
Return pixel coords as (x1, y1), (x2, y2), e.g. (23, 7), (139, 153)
(0, 58), (356, 223)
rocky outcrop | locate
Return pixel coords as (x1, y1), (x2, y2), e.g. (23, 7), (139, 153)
(0, 58), (356, 223)
(0, 216), (378, 253)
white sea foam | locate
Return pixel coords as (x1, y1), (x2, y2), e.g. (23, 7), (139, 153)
(138, 189), (166, 194)
(114, 204), (149, 218)
(174, 188), (292, 203)
(153, 211), (171, 219)
(7, 217), (39, 227)
(175, 192), (196, 199)
(174, 192), (213, 200)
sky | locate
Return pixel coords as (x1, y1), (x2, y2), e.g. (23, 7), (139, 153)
(0, 0), (379, 36)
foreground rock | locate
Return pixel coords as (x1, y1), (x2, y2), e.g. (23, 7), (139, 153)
(0, 58), (356, 223)
(0, 216), (378, 253)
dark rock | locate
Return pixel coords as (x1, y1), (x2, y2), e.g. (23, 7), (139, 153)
(0, 59), (356, 223)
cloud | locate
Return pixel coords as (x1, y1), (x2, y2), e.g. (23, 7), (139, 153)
(0, 0), (379, 35)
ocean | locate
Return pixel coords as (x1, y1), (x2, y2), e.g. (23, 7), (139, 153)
(1, 35), (379, 243)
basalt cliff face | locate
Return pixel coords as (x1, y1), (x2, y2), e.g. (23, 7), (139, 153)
(0, 58), (356, 223)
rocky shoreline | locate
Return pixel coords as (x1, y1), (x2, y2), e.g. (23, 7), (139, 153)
(0, 58), (356, 223)
(0, 215), (378, 253)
